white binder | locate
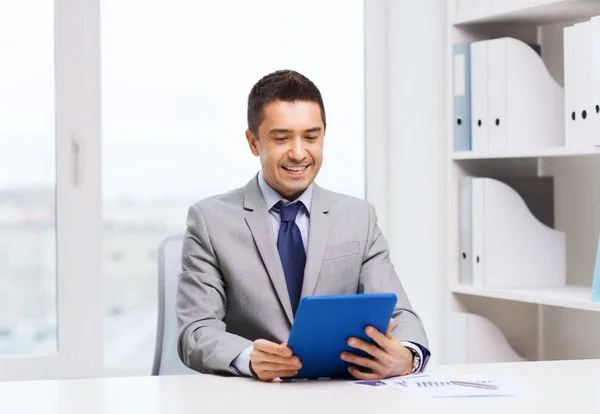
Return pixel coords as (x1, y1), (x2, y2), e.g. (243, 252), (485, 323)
(501, 37), (564, 150)
(471, 178), (485, 287)
(592, 17), (600, 146)
(564, 23), (579, 147)
(472, 37), (563, 153)
(488, 38), (507, 151)
(459, 177), (473, 285)
(471, 177), (566, 289)
(576, 21), (593, 146)
(470, 40), (489, 153)
(449, 313), (526, 364)
(566, 20), (596, 147)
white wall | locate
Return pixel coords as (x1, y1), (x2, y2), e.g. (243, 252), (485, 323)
(385, 0), (448, 365)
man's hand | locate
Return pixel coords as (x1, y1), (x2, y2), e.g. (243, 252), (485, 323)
(340, 318), (413, 380)
(249, 339), (302, 381)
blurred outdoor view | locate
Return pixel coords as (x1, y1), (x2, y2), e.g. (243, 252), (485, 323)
(1, 0), (365, 370)
(0, 1), (57, 355)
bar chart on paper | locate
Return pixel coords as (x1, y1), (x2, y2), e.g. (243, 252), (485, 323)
(408, 379), (495, 388)
(389, 374), (521, 398)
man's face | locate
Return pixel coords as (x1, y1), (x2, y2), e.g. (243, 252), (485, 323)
(246, 100), (324, 200)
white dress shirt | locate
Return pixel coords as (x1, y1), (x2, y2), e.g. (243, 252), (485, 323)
(230, 171), (423, 377)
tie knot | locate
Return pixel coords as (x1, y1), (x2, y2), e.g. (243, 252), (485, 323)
(275, 201), (302, 223)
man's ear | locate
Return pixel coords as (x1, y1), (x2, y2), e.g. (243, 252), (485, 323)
(245, 129), (260, 157)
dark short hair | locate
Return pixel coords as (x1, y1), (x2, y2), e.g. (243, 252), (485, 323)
(247, 69), (326, 138)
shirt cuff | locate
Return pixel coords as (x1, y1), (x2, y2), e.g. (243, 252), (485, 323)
(230, 344), (254, 377)
(401, 341), (424, 373)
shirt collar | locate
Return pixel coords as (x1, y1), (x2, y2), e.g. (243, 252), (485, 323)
(257, 170), (313, 214)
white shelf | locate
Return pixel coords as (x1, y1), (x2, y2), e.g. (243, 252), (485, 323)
(451, 284), (600, 312)
(452, 146), (600, 160)
(454, 0), (600, 25)
(446, 0), (600, 363)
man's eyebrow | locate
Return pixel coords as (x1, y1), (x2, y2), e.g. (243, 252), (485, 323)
(268, 128), (292, 135)
(268, 127), (322, 135)
(304, 127), (322, 133)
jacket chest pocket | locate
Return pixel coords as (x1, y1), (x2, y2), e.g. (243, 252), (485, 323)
(323, 241), (360, 261)
(316, 242), (362, 293)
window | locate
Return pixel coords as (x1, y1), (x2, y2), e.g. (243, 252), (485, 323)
(0, 0), (57, 356)
(100, 0), (365, 369)
(0, 0), (102, 381)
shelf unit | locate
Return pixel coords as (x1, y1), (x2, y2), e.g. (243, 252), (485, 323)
(452, 146), (600, 160)
(452, 284), (600, 312)
(453, 0), (600, 25)
(446, 0), (600, 364)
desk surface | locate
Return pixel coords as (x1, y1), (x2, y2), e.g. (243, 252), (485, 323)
(1, 359), (599, 413)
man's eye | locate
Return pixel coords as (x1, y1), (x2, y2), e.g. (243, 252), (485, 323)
(275, 137), (287, 142)
(305, 136), (317, 140)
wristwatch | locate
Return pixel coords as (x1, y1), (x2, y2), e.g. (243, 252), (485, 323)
(407, 346), (421, 374)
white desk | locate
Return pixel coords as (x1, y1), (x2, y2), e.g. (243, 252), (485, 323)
(1, 359), (598, 413)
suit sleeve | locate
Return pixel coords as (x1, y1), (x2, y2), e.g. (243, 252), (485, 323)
(176, 203), (253, 375)
(358, 203), (431, 368)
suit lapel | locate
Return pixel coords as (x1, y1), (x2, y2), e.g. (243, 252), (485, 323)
(243, 176), (294, 324)
(301, 183), (330, 298)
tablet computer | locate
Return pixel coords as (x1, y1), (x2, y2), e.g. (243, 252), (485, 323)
(285, 292), (397, 380)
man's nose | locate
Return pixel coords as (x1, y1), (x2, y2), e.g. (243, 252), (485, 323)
(288, 137), (307, 161)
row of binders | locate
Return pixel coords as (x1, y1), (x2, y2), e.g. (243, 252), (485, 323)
(564, 17), (600, 148)
(453, 37), (563, 153)
(458, 176), (566, 289)
(453, 20), (600, 153)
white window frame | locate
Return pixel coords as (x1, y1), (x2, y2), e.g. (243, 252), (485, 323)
(0, 0), (388, 380)
(364, 0), (390, 235)
(0, 0), (103, 381)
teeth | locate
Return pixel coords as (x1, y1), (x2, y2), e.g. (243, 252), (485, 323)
(284, 166), (307, 171)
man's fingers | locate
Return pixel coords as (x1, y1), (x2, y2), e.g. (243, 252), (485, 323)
(348, 366), (382, 381)
(251, 339), (303, 381)
(257, 369), (298, 381)
(250, 344), (301, 367)
(364, 326), (392, 352)
(254, 339), (292, 357)
(254, 362), (297, 372)
(251, 340), (302, 381)
(347, 337), (388, 360)
(275, 370), (299, 379)
(386, 318), (395, 337)
(340, 352), (383, 372)
(251, 350), (301, 367)
(251, 359), (302, 371)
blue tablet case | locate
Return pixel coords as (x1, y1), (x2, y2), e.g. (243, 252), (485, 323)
(285, 293), (397, 380)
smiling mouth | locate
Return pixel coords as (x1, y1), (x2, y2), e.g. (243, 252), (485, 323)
(282, 165), (309, 173)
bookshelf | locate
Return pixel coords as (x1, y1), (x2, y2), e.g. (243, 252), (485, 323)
(446, 0), (600, 364)
(451, 284), (600, 312)
(453, 0), (600, 25)
(452, 146), (600, 160)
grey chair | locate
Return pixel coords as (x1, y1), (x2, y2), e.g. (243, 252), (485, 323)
(152, 233), (198, 375)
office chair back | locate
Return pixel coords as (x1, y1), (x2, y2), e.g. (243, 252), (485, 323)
(152, 233), (198, 375)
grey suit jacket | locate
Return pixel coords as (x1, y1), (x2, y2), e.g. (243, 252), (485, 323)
(176, 174), (429, 375)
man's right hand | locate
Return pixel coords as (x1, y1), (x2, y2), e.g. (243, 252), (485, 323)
(249, 339), (302, 381)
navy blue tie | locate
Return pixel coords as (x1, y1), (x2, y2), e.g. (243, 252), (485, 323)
(275, 201), (306, 315)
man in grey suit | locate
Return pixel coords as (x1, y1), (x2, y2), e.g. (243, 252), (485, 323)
(177, 69), (430, 382)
